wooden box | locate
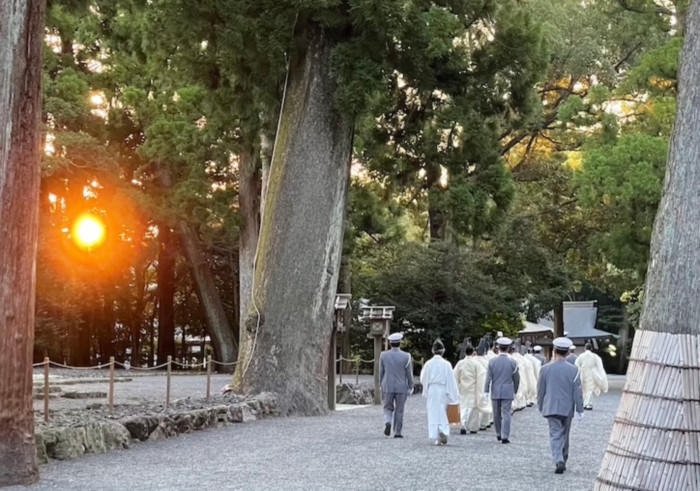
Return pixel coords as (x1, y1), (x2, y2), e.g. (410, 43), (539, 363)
(447, 404), (460, 424)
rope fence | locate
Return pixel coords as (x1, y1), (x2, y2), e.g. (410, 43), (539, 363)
(35, 352), (394, 422)
(34, 354), (241, 422)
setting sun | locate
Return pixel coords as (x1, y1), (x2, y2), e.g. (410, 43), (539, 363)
(72, 214), (105, 249)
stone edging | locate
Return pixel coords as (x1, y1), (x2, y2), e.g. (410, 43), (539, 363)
(35, 392), (280, 463)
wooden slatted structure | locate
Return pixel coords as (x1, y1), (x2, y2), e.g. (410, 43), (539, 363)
(595, 331), (700, 490)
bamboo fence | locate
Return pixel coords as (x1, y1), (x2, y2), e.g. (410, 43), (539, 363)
(595, 330), (700, 491)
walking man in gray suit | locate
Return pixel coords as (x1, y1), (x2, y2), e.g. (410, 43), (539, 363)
(537, 337), (584, 474)
(483, 337), (519, 444)
(379, 332), (414, 438)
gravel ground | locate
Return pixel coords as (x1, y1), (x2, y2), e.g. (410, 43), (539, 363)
(16, 389), (621, 491)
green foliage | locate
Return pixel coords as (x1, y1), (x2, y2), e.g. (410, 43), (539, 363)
(575, 134), (667, 278)
(354, 242), (517, 361)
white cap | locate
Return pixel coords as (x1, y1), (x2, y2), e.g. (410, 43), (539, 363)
(496, 337), (512, 347)
(553, 337), (573, 350)
(388, 332), (403, 343)
(533, 345), (542, 352)
(569, 345), (576, 352)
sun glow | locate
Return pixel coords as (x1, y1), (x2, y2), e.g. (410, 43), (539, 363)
(72, 214), (106, 249)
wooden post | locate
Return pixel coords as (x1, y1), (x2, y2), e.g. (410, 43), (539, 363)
(43, 357), (49, 422)
(328, 329), (337, 411)
(355, 359), (359, 385)
(373, 335), (382, 405)
(108, 356), (114, 412)
(166, 355), (172, 408)
(206, 355), (212, 401)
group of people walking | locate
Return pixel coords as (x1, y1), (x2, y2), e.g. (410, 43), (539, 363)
(378, 332), (609, 474)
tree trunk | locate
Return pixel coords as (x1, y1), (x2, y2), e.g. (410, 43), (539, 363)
(233, 23), (354, 415)
(98, 285), (116, 362)
(178, 221), (237, 367)
(156, 225), (175, 365)
(338, 254), (352, 374)
(0, 0), (45, 485)
(157, 166), (238, 367)
(553, 301), (564, 338)
(596, 6), (700, 489)
(238, 145), (261, 337)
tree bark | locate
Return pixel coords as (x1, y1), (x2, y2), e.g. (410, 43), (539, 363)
(238, 146), (261, 337)
(0, 0), (45, 485)
(233, 23), (354, 415)
(178, 221), (237, 367)
(156, 225), (175, 365)
(596, 5), (700, 489)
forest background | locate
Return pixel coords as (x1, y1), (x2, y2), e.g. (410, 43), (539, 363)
(36, 0), (687, 374)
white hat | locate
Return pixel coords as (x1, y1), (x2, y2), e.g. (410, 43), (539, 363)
(533, 345), (542, 352)
(553, 337), (573, 350)
(496, 337), (512, 347)
(569, 345), (576, 352)
(388, 332), (403, 343)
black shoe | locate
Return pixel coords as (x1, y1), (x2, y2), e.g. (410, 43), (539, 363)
(501, 439), (510, 444)
(469, 431), (477, 434)
(584, 405), (593, 411)
(384, 423), (391, 437)
(555, 462), (565, 474)
(438, 431), (448, 445)
(497, 436), (502, 441)
(460, 428), (467, 435)
(394, 434), (403, 438)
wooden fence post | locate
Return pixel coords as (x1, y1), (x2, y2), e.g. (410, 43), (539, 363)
(206, 355), (212, 401)
(43, 357), (49, 422)
(108, 356), (115, 412)
(166, 355), (172, 408)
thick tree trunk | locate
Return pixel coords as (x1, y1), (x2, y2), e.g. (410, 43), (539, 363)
(238, 146), (261, 336)
(156, 225), (175, 364)
(0, 0), (45, 485)
(233, 24), (354, 415)
(98, 285), (116, 361)
(596, 6), (700, 490)
(157, 166), (237, 367)
(178, 221), (237, 367)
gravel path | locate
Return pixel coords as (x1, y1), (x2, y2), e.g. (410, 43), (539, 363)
(17, 389), (620, 490)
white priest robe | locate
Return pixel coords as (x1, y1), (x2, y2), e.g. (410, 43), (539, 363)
(523, 353), (541, 405)
(510, 352), (530, 409)
(453, 356), (489, 431)
(476, 355), (493, 427)
(575, 350), (608, 406)
(420, 354), (460, 440)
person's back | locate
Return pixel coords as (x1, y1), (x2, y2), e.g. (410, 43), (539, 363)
(538, 359), (582, 417)
(486, 354), (518, 399)
(380, 348), (412, 393)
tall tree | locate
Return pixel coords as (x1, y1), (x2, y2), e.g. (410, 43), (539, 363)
(0, 0), (45, 485)
(596, 2), (700, 489)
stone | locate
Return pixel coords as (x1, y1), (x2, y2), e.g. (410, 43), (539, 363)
(52, 427), (87, 460)
(336, 383), (374, 405)
(122, 416), (150, 441)
(228, 405), (243, 423)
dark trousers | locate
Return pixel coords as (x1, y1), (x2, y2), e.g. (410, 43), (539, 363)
(547, 415), (573, 464)
(492, 399), (513, 439)
(382, 392), (408, 435)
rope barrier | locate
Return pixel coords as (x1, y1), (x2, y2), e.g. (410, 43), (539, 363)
(32, 361), (47, 367)
(209, 359), (239, 366)
(171, 360), (205, 369)
(336, 356), (375, 364)
(48, 360), (110, 370)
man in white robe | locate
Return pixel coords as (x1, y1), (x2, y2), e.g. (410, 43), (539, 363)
(523, 347), (541, 405)
(420, 339), (460, 445)
(510, 346), (530, 410)
(453, 344), (489, 434)
(475, 343), (493, 429)
(575, 343), (608, 410)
